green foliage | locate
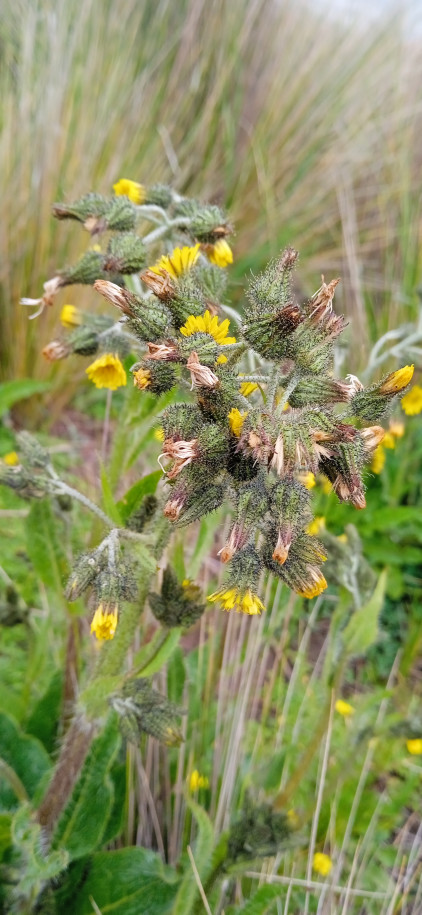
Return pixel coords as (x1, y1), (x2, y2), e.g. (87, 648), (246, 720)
(51, 715), (121, 861)
(55, 847), (180, 915)
(0, 713), (51, 810)
(26, 499), (68, 595)
(0, 379), (51, 416)
(172, 797), (215, 915)
(342, 571), (387, 657)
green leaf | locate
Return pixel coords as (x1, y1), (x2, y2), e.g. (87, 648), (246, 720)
(26, 500), (68, 594)
(133, 627), (182, 677)
(173, 797), (215, 915)
(26, 670), (63, 754)
(342, 570), (387, 657)
(51, 715), (121, 861)
(235, 884), (283, 914)
(0, 379), (50, 416)
(100, 463), (123, 524)
(0, 813), (12, 858)
(117, 470), (162, 521)
(55, 847), (180, 915)
(0, 713), (51, 809)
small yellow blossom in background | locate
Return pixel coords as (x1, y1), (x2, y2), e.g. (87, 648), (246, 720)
(228, 408), (247, 437)
(298, 471), (316, 490)
(240, 381), (259, 397)
(154, 427), (165, 442)
(60, 304), (82, 328)
(337, 533), (348, 544)
(86, 353), (127, 391)
(306, 516), (325, 536)
(382, 432), (396, 450)
(379, 364), (414, 395)
(180, 309), (236, 346)
(90, 605), (118, 640)
(406, 739), (422, 755)
(216, 354), (228, 364)
(206, 239), (233, 268)
(133, 368), (152, 391)
(319, 475), (332, 494)
(91, 244), (102, 253)
(371, 444), (385, 474)
(389, 419), (405, 438)
(402, 384), (422, 416)
(335, 699), (355, 717)
(287, 809), (299, 828)
(3, 452), (19, 466)
(113, 178), (145, 205)
(298, 572), (327, 599)
(313, 853), (333, 877)
(208, 587), (265, 616)
(150, 244), (200, 280)
(188, 770), (210, 791)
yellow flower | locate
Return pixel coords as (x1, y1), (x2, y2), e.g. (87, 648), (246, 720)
(60, 304), (82, 328)
(240, 381), (259, 397)
(382, 432), (395, 450)
(228, 407), (247, 437)
(86, 353), (127, 390)
(150, 244), (200, 280)
(337, 533), (348, 544)
(371, 444), (385, 474)
(154, 427), (165, 442)
(402, 384), (422, 416)
(298, 471), (316, 490)
(113, 178), (145, 205)
(389, 419), (405, 438)
(179, 309), (236, 346)
(90, 604), (118, 641)
(188, 770), (210, 791)
(406, 738), (422, 755)
(216, 354), (228, 364)
(313, 853), (333, 877)
(133, 368), (152, 391)
(208, 587), (265, 616)
(306, 516), (325, 536)
(335, 699), (355, 717)
(297, 570), (327, 599)
(207, 239), (233, 268)
(287, 808), (299, 828)
(3, 451), (19, 466)
(379, 364), (414, 395)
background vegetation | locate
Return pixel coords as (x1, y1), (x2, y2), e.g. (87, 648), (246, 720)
(0, 0), (422, 912)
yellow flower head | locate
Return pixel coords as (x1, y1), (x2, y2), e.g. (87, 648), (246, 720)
(3, 451), (19, 466)
(298, 570), (327, 599)
(313, 853), (333, 877)
(113, 178), (145, 205)
(402, 384), (422, 416)
(154, 427), (165, 442)
(297, 471), (316, 490)
(150, 244), (200, 280)
(382, 432), (395, 450)
(228, 407), (247, 437)
(208, 587), (265, 616)
(306, 516), (326, 537)
(188, 770), (210, 791)
(90, 604), (118, 641)
(337, 533), (348, 544)
(240, 381), (259, 397)
(60, 304), (82, 328)
(207, 239), (233, 268)
(179, 309), (236, 346)
(86, 353), (127, 391)
(133, 368), (152, 391)
(371, 444), (385, 474)
(379, 364), (414, 395)
(406, 738), (422, 755)
(389, 419), (405, 438)
(335, 699), (355, 717)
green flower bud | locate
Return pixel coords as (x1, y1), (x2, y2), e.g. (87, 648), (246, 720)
(350, 365), (414, 421)
(262, 532), (327, 599)
(227, 795), (290, 861)
(94, 280), (172, 341)
(269, 477), (312, 563)
(173, 199), (230, 242)
(229, 544), (263, 592)
(247, 248), (299, 313)
(178, 332), (218, 365)
(16, 432), (50, 469)
(165, 273), (207, 325)
(112, 678), (184, 746)
(289, 375), (352, 407)
(0, 464), (46, 499)
(319, 437), (366, 509)
(53, 194), (109, 223)
(162, 404), (204, 441)
(53, 194), (137, 234)
(132, 359), (177, 395)
(104, 233), (147, 274)
(60, 250), (108, 287)
(149, 566), (205, 628)
(144, 184), (173, 208)
(68, 325), (100, 356)
(126, 494), (158, 532)
(65, 550), (104, 601)
(164, 480), (226, 526)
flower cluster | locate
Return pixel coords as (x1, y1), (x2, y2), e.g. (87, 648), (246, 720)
(20, 182), (416, 624)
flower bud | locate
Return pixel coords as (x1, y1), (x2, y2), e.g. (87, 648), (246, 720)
(289, 375), (352, 407)
(42, 340), (71, 361)
(53, 193), (137, 234)
(227, 795), (290, 861)
(140, 269), (177, 301)
(351, 365), (414, 421)
(173, 199), (231, 242)
(94, 279), (171, 341)
(144, 184), (173, 209)
(165, 480), (226, 526)
(149, 566), (205, 628)
(16, 432), (50, 469)
(60, 250), (108, 287)
(65, 550), (104, 601)
(104, 233), (147, 274)
(131, 359), (176, 395)
(112, 678), (184, 746)
(68, 325), (100, 356)
(186, 351), (219, 389)
(263, 532), (327, 598)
